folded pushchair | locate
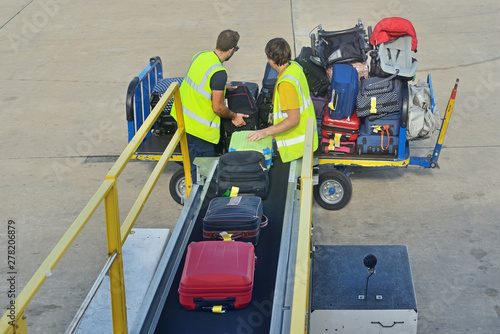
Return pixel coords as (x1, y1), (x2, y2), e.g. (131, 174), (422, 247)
(310, 19), (371, 67)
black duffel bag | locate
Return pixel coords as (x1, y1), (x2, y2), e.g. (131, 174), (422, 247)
(294, 46), (330, 97)
(216, 151), (269, 200)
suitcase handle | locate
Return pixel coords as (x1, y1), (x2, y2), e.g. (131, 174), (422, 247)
(380, 125), (390, 151)
(209, 215), (269, 241)
(194, 297), (236, 313)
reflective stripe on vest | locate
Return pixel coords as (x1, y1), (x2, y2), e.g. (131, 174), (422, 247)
(184, 63), (224, 100)
(275, 126), (318, 148)
(182, 105), (220, 130)
(273, 74), (312, 120)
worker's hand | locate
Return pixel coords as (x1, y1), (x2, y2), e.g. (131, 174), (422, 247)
(232, 113), (248, 127)
(247, 129), (269, 142)
(226, 82), (237, 90)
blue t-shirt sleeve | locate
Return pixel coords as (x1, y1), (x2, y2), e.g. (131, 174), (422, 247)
(210, 70), (227, 91)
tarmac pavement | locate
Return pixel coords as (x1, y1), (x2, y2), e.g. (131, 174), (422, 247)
(1, 0), (499, 333)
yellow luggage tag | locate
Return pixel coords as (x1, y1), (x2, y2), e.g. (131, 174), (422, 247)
(230, 186), (239, 197)
(370, 97), (377, 114)
(219, 231), (233, 242)
(328, 89), (338, 110)
(328, 139), (335, 151)
(334, 133), (341, 147)
(212, 305), (225, 314)
(372, 125), (382, 133)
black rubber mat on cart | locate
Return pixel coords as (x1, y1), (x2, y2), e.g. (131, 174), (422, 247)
(154, 157), (290, 334)
(135, 135), (181, 155)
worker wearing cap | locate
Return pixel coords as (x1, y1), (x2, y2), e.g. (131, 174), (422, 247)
(172, 29), (248, 178)
(247, 37), (318, 162)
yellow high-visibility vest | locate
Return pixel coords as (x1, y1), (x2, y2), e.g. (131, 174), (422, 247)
(273, 61), (318, 162)
(172, 51), (226, 144)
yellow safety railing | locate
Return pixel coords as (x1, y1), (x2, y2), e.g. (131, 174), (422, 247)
(290, 118), (316, 334)
(0, 82), (192, 334)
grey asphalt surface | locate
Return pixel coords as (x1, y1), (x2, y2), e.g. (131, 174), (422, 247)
(1, 0), (499, 333)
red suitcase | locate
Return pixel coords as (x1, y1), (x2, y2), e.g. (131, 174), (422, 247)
(321, 106), (360, 141)
(179, 241), (255, 312)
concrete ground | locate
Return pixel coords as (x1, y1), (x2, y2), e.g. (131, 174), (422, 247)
(1, 0), (499, 333)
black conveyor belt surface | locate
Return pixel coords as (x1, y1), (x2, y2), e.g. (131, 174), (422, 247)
(155, 157), (290, 334)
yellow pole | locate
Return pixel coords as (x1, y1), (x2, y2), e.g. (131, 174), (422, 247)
(104, 178), (128, 333)
(437, 78), (459, 146)
(290, 118), (315, 334)
(0, 181), (113, 334)
(172, 87), (192, 198)
(120, 130), (183, 243)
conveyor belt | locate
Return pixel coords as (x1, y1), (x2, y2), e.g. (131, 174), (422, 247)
(154, 157), (290, 334)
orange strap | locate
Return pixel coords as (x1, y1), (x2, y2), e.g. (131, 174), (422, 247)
(380, 125), (390, 151)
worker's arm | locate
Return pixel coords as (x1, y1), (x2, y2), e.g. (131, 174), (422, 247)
(246, 108), (300, 141)
(212, 89), (248, 127)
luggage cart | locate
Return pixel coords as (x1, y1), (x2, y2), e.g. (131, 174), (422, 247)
(313, 77), (459, 210)
(126, 57), (458, 211)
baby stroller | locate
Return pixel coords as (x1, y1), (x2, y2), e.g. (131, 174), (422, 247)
(369, 17), (419, 79)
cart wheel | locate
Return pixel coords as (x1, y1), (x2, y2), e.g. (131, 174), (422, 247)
(169, 169), (185, 205)
(313, 170), (352, 210)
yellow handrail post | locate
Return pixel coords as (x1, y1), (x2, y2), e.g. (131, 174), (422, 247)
(12, 312), (26, 334)
(103, 179), (128, 333)
(290, 118), (316, 334)
(172, 86), (192, 199)
(0, 80), (185, 334)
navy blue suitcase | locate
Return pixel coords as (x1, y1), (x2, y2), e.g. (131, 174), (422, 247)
(328, 64), (359, 119)
(202, 196), (268, 245)
(356, 133), (398, 155)
(361, 112), (401, 136)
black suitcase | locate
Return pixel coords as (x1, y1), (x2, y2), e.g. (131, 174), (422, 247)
(216, 151), (269, 200)
(256, 92), (273, 129)
(222, 85), (259, 130)
(294, 46), (330, 97)
(356, 76), (403, 118)
(220, 85), (260, 152)
(255, 63), (278, 129)
(203, 196), (268, 245)
(230, 81), (259, 100)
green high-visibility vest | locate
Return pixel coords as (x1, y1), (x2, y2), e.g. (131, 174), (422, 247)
(172, 51), (226, 144)
(273, 61), (318, 162)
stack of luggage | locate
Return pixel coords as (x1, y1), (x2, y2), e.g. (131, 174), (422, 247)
(296, 17), (432, 157)
(149, 17), (436, 159)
